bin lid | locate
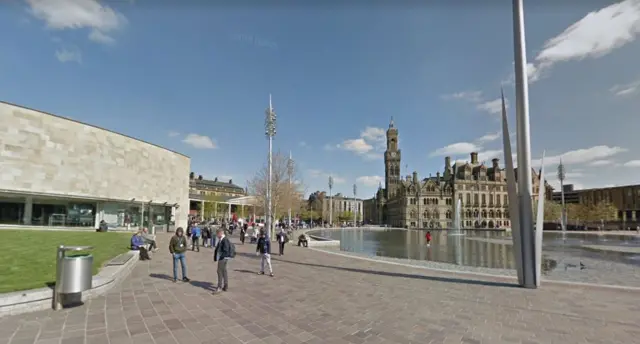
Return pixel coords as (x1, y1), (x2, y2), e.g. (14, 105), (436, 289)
(59, 245), (93, 251)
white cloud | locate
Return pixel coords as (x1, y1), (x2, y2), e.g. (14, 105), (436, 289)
(168, 131), (180, 137)
(335, 126), (386, 160)
(182, 133), (217, 149)
(524, 0), (640, 83)
(26, 0), (127, 44)
(307, 169), (345, 184)
(55, 48), (81, 63)
(88, 29), (115, 44)
(440, 91), (483, 103)
(476, 98), (508, 115)
(610, 79), (640, 96)
(356, 175), (384, 187)
(532, 145), (627, 167)
(623, 160), (640, 167)
(338, 138), (373, 154)
(589, 159), (614, 166)
(476, 131), (501, 143)
(430, 142), (481, 157)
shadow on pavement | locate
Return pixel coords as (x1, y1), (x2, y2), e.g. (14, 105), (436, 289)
(149, 273), (217, 291)
(274, 258), (518, 288)
(233, 269), (257, 274)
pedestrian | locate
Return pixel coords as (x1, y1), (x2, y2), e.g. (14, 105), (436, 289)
(240, 224), (246, 244)
(169, 227), (190, 283)
(425, 231), (432, 246)
(213, 228), (235, 292)
(276, 228), (287, 255)
(256, 231), (274, 277)
(191, 223), (201, 252)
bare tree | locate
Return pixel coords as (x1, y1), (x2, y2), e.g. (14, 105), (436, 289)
(246, 151), (305, 234)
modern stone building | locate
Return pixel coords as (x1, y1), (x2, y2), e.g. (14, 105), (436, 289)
(0, 101), (190, 231)
(553, 183), (640, 224)
(367, 119), (551, 229)
(322, 193), (363, 223)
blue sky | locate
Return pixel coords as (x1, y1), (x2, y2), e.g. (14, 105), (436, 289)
(2, 0), (640, 198)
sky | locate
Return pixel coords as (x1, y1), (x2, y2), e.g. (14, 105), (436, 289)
(2, 0), (640, 199)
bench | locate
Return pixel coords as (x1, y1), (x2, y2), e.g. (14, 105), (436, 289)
(105, 252), (135, 266)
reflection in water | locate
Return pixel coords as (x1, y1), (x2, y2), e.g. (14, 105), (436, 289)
(317, 229), (640, 271)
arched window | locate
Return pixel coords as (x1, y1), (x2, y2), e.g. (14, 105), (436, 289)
(446, 210), (452, 219)
(496, 210), (502, 218)
(481, 210), (487, 218)
(489, 210), (494, 218)
(424, 211), (430, 219)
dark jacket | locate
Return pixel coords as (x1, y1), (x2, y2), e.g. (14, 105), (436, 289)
(214, 236), (232, 261)
(169, 235), (187, 254)
(256, 237), (271, 254)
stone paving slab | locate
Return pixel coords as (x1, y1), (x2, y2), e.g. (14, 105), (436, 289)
(1, 233), (639, 344)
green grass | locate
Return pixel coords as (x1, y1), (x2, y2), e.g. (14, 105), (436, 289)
(0, 230), (132, 293)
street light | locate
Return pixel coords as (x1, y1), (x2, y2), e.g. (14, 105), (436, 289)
(328, 176), (334, 226)
(353, 183), (357, 226)
(557, 159), (566, 230)
(265, 94), (277, 238)
(287, 151), (294, 229)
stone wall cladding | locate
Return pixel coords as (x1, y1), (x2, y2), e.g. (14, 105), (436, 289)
(0, 102), (190, 227)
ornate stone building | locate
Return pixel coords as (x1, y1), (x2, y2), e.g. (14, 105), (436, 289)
(366, 119), (549, 229)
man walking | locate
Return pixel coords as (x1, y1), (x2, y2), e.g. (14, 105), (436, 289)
(256, 231), (274, 277)
(276, 228), (287, 256)
(191, 223), (201, 252)
(213, 228), (233, 292)
(169, 227), (190, 283)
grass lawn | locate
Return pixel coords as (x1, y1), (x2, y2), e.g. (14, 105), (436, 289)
(0, 230), (132, 293)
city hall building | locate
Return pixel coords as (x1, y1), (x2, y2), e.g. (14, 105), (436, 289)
(0, 101), (190, 231)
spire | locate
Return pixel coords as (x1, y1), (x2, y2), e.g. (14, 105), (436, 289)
(289, 150), (292, 160)
(269, 93), (273, 111)
(389, 116), (394, 128)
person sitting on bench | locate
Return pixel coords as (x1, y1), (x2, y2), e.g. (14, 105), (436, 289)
(297, 234), (308, 247)
(141, 227), (158, 251)
(131, 231), (151, 260)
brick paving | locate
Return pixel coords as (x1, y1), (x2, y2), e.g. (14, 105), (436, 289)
(1, 233), (639, 344)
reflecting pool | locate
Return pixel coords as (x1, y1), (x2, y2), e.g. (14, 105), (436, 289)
(308, 228), (640, 271)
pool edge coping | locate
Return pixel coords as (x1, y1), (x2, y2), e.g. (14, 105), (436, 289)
(309, 247), (640, 292)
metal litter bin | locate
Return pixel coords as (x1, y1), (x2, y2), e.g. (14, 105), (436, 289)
(53, 245), (93, 310)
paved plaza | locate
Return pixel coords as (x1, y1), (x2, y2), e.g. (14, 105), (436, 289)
(1, 233), (639, 344)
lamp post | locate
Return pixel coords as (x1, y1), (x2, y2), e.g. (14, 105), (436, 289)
(287, 151), (294, 229)
(328, 176), (334, 227)
(265, 94), (277, 238)
(557, 159), (566, 233)
(353, 183), (357, 226)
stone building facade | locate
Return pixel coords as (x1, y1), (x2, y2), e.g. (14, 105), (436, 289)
(322, 194), (363, 223)
(0, 101), (190, 230)
(367, 119), (550, 229)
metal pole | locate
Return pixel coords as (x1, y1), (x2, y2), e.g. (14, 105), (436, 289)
(288, 151), (294, 229)
(329, 176), (334, 226)
(353, 183), (357, 226)
(512, 0), (536, 288)
(265, 94), (277, 239)
(558, 160), (567, 234)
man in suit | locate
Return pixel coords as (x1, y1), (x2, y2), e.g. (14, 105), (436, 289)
(213, 228), (232, 292)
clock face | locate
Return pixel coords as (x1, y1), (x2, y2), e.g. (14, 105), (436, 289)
(390, 152), (396, 158)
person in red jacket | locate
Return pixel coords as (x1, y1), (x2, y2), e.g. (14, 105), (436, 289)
(425, 231), (432, 246)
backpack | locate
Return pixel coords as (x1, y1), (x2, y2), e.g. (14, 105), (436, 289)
(228, 240), (236, 258)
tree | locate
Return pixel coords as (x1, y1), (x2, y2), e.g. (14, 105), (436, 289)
(584, 201), (618, 222)
(246, 151), (305, 234)
(541, 201), (562, 222)
(338, 211), (353, 222)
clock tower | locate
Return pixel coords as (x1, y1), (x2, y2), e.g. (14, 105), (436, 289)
(384, 117), (401, 199)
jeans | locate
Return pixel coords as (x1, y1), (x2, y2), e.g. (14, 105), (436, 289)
(260, 253), (272, 274)
(192, 236), (200, 251)
(172, 253), (187, 280)
(278, 241), (285, 255)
